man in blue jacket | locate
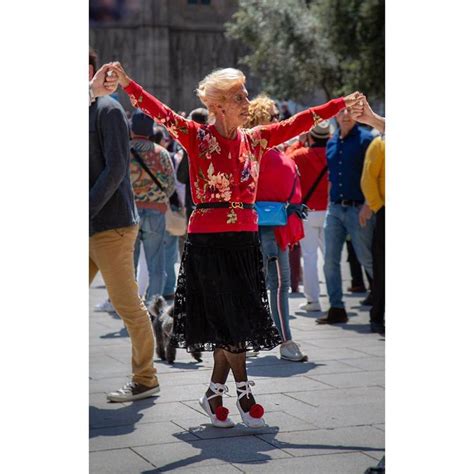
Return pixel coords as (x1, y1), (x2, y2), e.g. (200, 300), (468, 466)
(89, 48), (159, 402)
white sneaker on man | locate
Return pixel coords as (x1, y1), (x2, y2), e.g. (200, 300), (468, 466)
(94, 299), (116, 313)
(299, 301), (322, 312)
(279, 341), (308, 362)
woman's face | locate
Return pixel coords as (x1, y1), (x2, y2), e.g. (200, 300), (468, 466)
(217, 84), (250, 128)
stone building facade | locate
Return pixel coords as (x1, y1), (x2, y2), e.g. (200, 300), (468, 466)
(90, 0), (259, 113)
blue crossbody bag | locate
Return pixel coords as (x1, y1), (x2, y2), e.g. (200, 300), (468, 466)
(255, 175), (297, 226)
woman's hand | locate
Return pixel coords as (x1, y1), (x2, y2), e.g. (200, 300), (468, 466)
(343, 91), (364, 109)
(106, 62), (132, 88)
(349, 97), (386, 133)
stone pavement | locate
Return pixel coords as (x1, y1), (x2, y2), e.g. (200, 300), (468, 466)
(90, 256), (385, 473)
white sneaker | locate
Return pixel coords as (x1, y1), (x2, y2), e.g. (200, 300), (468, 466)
(299, 301), (322, 312)
(94, 299), (116, 313)
(246, 350), (259, 358)
(280, 340), (308, 362)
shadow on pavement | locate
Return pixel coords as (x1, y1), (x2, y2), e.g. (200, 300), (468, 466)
(155, 360), (203, 370)
(246, 356), (321, 377)
(100, 327), (129, 339)
(288, 292), (304, 298)
(294, 310), (358, 319)
(89, 398), (156, 436)
(140, 427), (384, 472)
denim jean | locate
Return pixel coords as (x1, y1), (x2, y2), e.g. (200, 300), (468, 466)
(163, 230), (179, 296)
(259, 227), (292, 342)
(133, 208), (166, 303)
(323, 203), (375, 308)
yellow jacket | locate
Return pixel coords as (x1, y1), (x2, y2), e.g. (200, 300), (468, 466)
(361, 136), (385, 212)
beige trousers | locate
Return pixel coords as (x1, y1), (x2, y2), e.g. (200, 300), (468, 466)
(89, 225), (158, 387)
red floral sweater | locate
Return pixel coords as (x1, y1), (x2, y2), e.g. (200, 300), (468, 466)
(124, 80), (345, 233)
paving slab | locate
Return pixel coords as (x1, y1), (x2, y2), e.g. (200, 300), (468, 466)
(257, 425), (385, 458)
(232, 451), (377, 473)
(89, 420), (197, 451)
(133, 436), (291, 472)
(307, 370), (385, 389)
(90, 399), (208, 430)
(89, 448), (155, 474)
(173, 410), (317, 440)
(338, 356), (385, 371)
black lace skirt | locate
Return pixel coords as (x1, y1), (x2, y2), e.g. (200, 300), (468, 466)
(170, 232), (282, 354)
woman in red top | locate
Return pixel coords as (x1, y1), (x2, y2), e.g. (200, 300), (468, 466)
(247, 95), (308, 363)
(107, 62), (363, 429)
(290, 122), (331, 312)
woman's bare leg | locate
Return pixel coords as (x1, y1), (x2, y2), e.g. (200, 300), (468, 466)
(206, 348), (231, 413)
(223, 349), (256, 412)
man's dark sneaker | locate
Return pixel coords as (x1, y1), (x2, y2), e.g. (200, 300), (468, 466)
(370, 322), (385, 336)
(360, 292), (374, 306)
(107, 381), (160, 402)
(347, 285), (367, 293)
(317, 307), (348, 325)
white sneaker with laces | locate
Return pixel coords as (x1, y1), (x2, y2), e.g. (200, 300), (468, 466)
(299, 301), (322, 312)
(280, 340), (308, 362)
(94, 299), (116, 313)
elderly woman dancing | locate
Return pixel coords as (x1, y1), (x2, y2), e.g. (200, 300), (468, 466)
(106, 62), (363, 428)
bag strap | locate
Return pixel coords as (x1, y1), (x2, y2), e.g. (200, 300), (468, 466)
(302, 166), (327, 205)
(131, 147), (164, 192)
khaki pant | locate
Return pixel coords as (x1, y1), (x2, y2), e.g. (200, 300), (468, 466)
(90, 225), (158, 387)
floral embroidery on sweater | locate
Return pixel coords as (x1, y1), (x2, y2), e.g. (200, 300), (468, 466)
(195, 162), (233, 203)
(226, 208), (238, 224)
(312, 111), (322, 126)
(197, 129), (221, 159)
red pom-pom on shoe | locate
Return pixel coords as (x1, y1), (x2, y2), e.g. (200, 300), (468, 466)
(215, 406), (229, 421)
(249, 404), (264, 419)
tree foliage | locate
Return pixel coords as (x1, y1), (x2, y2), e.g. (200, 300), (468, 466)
(226, 0), (384, 103)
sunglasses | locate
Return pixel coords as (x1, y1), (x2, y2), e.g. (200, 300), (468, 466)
(270, 113), (280, 121)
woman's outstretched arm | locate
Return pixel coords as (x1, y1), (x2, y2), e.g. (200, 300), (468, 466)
(251, 92), (365, 150)
(107, 62), (197, 152)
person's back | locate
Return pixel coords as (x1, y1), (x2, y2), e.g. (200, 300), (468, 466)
(128, 111), (176, 304)
(130, 137), (175, 211)
(290, 123), (330, 312)
(89, 95), (138, 234)
(290, 144), (328, 212)
(89, 50), (158, 402)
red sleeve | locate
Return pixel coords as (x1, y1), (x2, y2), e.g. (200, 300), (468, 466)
(124, 80), (196, 152)
(252, 98), (345, 150)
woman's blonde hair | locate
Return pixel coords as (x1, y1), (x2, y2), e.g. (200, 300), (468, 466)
(245, 94), (276, 128)
(196, 68), (246, 122)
